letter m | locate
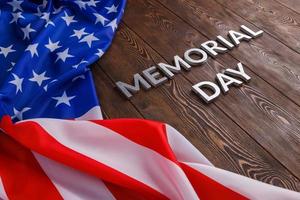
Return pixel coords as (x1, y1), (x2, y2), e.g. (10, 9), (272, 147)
(116, 73), (151, 99)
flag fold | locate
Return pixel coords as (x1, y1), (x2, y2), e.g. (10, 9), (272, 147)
(0, 116), (299, 200)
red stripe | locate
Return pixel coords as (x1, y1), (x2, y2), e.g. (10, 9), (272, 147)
(0, 116), (168, 200)
(0, 131), (62, 200)
(180, 162), (248, 200)
(104, 182), (152, 200)
(92, 119), (177, 161)
(99, 119), (248, 199)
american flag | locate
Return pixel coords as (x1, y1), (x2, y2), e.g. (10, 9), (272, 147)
(0, 0), (299, 199)
(0, 0), (124, 121)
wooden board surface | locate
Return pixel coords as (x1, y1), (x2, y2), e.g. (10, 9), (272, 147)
(93, 0), (300, 191)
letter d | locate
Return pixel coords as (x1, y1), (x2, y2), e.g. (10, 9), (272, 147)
(192, 81), (221, 103)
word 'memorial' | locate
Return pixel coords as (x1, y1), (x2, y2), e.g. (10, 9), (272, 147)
(115, 25), (263, 103)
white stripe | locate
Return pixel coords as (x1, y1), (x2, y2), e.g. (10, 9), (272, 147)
(166, 125), (213, 166)
(186, 162), (300, 200)
(31, 118), (199, 200)
(75, 106), (103, 120)
(33, 152), (115, 200)
(0, 177), (8, 200)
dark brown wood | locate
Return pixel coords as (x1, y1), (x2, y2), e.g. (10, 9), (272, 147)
(92, 0), (300, 192)
(156, 0), (300, 108)
(121, 0), (300, 180)
(216, 0), (300, 53)
(275, 0), (300, 14)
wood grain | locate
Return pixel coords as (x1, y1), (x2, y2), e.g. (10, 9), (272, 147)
(157, 0), (300, 108)
(121, 0), (300, 180)
(96, 20), (300, 191)
(216, 0), (300, 53)
(275, 0), (300, 14)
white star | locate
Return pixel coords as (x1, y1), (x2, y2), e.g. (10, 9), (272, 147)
(61, 11), (77, 26)
(87, 0), (100, 7)
(72, 59), (88, 69)
(43, 85), (48, 92)
(9, 73), (23, 93)
(25, 43), (39, 57)
(41, 12), (50, 20)
(52, 91), (75, 107)
(0, 45), (16, 57)
(56, 48), (74, 62)
(43, 79), (57, 92)
(105, 18), (118, 32)
(21, 23), (36, 40)
(45, 20), (55, 27)
(29, 70), (50, 86)
(35, 6), (43, 16)
(10, 12), (24, 23)
(95, 49), (104, 58)
(93, 13), (108, 25)
(75, 1), (87, 10)
(79, 33), (99, 47)
(7, 62), (15, 72)
(50, 79), (57, 83)
(42, 0), (47, 8)
(70, 28), (88, 39)
(7, 0), (23, 12)
(53, 6), (63, 14)
(72, 75), (85, 82)
(41, 12), (55, 27)
(45, 38), (61, 52)
(12, 107), (31, 121)
(105, 4), (118, 14)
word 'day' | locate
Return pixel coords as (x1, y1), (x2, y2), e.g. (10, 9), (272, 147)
(192, 62), (251, 103)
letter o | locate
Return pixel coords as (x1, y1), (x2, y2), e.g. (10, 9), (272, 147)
(184, 48), (208, 65)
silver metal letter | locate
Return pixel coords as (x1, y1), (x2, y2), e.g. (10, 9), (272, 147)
(201, 40), (228, 58)
(216, 35), (235, 49)
(216, 73), (243, 93)
(225, 62), (251, 82)
(142, 66), (168, 87)
(192, 81), (221, 103)
(157, 55), (192, 79)
(228, 30), (252, 46)
(116, 73), (151, 99)
(240, 25), (263, 38)
(184, 48), (208, 65)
